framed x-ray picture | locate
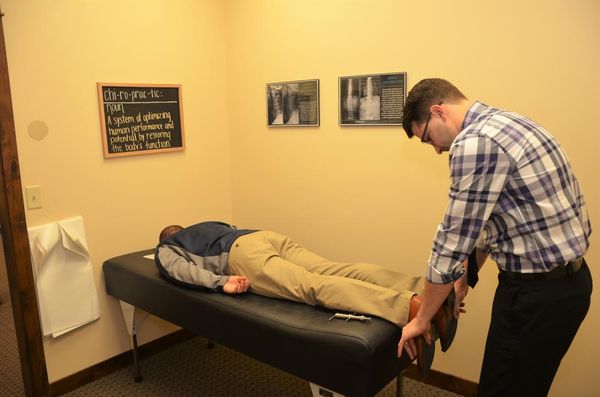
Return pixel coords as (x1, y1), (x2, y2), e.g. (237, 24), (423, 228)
(266, 79), (319, 127)
(339, 72), (406, 126)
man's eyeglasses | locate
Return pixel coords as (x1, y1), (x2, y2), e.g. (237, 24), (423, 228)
(420, 102), (443, 145)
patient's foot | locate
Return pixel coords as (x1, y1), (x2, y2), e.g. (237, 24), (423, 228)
(409, 292), (458, 354)
(408, 296), (435, 376)
(433, 291), (458, 352)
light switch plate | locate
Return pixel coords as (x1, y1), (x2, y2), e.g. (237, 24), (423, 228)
(25, 185), (42, 209)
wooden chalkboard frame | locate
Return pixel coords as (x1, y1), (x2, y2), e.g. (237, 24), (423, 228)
(97, 83), (185, 158)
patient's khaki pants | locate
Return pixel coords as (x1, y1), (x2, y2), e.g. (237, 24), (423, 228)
(228, 231), (423, 327)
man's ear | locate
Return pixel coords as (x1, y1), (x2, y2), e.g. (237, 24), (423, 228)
(431, 104), (446, 121)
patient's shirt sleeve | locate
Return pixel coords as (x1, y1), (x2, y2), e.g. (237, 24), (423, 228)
(156, 245), (229, 290)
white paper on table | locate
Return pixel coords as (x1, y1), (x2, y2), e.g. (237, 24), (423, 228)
(28, 216), (100, 338)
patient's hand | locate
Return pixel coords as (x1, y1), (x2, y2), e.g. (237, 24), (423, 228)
(223, 275), (250, 294)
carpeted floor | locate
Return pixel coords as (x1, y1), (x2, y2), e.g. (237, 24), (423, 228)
(60, 335), (461, 397)
(0, 239), (26, 397)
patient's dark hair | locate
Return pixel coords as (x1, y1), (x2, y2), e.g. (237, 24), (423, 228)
(159, 225), (184, 242)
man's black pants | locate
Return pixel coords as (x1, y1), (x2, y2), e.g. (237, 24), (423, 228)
(477, 260), (592, 397)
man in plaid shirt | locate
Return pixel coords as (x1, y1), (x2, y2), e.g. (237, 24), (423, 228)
(397, 78), (592, 396)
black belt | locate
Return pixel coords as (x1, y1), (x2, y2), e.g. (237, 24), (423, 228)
(500, 258), (583, 281)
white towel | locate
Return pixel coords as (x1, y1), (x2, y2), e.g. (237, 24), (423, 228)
(28, 216), (100, 337)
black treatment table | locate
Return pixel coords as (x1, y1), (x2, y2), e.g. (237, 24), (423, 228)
(103, 249), (413, 397)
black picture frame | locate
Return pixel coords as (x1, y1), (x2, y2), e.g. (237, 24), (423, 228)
(266, 79), (320, 127)
(339, 72), (406, 126)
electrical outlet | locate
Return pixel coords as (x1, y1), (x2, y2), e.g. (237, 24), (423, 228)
(25, 185), (42, 209)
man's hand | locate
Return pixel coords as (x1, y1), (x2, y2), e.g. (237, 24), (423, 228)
(397, 316), (431, 359)
(398, 280), (454, 359)
(453, 272), (468, 319)
(222, 275), (250, 294)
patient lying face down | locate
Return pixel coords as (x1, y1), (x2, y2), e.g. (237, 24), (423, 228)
(155, 221), (462, 371)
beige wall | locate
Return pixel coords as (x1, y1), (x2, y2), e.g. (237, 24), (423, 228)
(226, 1), (599, 396)
(2, 0), (233, 382)
(3, 0), (599, 395)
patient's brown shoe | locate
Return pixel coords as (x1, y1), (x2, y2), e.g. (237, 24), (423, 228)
(408, 296), (435, 376)
(432, 291), (458, 352)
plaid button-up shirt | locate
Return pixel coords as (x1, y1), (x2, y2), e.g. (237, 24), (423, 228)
(427, 102), (591, 284)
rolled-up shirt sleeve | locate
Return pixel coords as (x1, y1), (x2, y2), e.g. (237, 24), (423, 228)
(427, 133), (512, 284)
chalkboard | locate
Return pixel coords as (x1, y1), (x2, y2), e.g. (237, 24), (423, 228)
(97, 83), (185, 158)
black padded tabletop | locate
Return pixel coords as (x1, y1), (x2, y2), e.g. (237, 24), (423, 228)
(103, 250), (410, 397)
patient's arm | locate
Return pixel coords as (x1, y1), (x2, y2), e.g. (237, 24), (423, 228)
(156, 245), (229, 290)
(222, 275), (251, 294)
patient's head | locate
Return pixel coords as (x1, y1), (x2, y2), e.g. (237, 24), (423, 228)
(159, 225), (184, 242)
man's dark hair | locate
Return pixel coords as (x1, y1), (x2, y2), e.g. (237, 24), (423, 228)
(402, 78), (467, 138)
(159, 225), (184, 242)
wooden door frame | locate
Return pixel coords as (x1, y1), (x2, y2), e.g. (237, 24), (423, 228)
(0, 9), (50, 397)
